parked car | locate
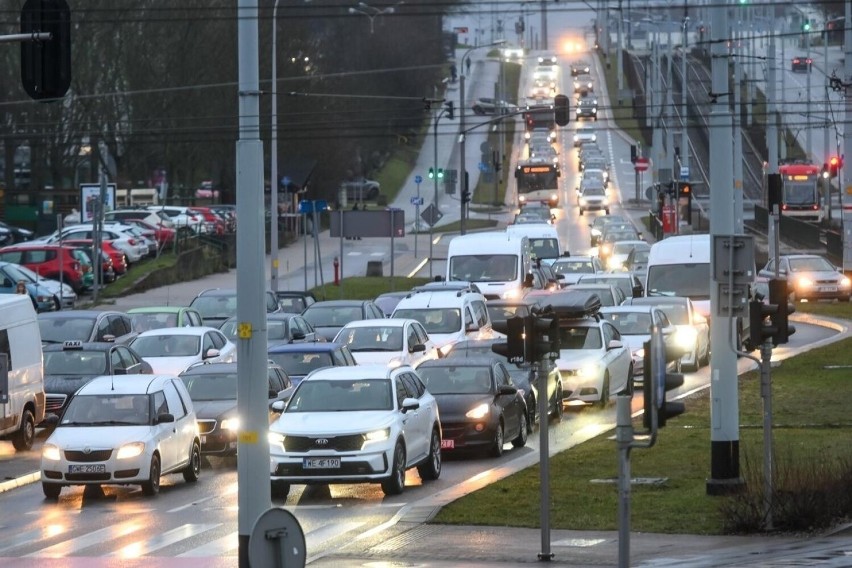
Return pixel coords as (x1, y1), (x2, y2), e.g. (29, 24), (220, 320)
(40, 374), (201, 499)
(267, 364), (442, 498)
(340, 179), (381, 201)
(0, 220), (34, 244)
(129, 327), (236, 375)
(60, 239), (128, 275)
(38, 311), (137, 345)
(301, 299), (385, 342)
(0, 243), (92, 293)
(0, 262), (61, 312)
(266, 342), (357, 387)
(13, 264), (76, 309)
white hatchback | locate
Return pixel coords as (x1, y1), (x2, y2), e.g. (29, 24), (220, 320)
(40, 374), (201, 499)
(129, 327), (236, 375)
(333, 318), (440, 368)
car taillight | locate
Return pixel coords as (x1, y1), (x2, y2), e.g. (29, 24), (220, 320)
(72, 261), (80, 272)
(127, 238), (136, 245)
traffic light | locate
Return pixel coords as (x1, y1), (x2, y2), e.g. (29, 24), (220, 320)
(492, 316), (528, 364)
(630, 145), (638, 164)
(531, 313), (560, 360)
(445, 100), (454, 120)
(748, 298), (779, 347)
(437, 168), (444, 180)
(20, 0), (72, 101)
(768, 278), (796, 344)
(802, 19), (811, 32)
(461, 190), (471, 204)
(829, 156), (842, 178)
(554, 94), (570, 126)
(428, 167), (435, 179)
(642, 329), (686, 430)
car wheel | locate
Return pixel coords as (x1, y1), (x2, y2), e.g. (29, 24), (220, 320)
(527, 395), (537, 431)
(596, 373), (610, 408)
(512, 414), (529, 448)
(141, 454), (161, 496)
(684, 346), (700, 373)
(489, 421), (505, 458)
(381, 442), (406, 496)
(622, 367), (634, 396)
(271, 480), (291, 499)
(182, 441), (201, 483)
(53, 296), (62, 311)
(42, 483), (61, 500)
(12, 408), (35, 451)
(700, 343), (711, 366)
(549, 385), (564, 423)
(579, 208), (584, 215)
(417, 428), (442, 481)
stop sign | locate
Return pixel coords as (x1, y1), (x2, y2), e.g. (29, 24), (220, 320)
(634, 157), (650, 172)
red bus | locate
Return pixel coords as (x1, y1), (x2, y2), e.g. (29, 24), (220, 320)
(777, 162), (823, 222)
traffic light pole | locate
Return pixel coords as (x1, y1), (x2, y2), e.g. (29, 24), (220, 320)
(760, 339), (774, 530)
(535, 361), (554, 561)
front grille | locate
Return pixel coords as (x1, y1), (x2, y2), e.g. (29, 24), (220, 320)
(285, 434), (363, 453)
(65, 449), (113, 462)
(46, 394), (67, 413)
(65, 472), (111, 481)
(43, 470), (62, 480)
(197, 420), (217, 434)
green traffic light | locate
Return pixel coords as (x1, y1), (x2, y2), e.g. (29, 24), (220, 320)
(803, 20), (811, 31)
(428, 167), (435, 179)
(437, 168), (444, 179)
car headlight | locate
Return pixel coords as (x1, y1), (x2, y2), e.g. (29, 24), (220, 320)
(268, 431), (286, 450)
(519, 195), (527, 203)
(220, 418), (241, 431)
(674, 326), (698, 349)
(363, 428), (390, 446)
(841, 277), (851, 287)
(116, 442), (146, 460)
(591, 135), (597, 142)
(573, 135), (579, 141)
(502, 288), (523, 299)
(607, 258), (622, 270)
(466, 403), (490, 419)
(550, 193), (558, 201)
(42, 444), (61, 461)
(578, 363), (598, 377)
(524, 132), (531, 140)
(592, 108), (597, 113)
(796, 276), (813, 289)
(591, 228), (601, 236)
(600, 244), (612, 255)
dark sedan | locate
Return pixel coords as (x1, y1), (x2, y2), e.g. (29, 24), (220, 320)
(219, 313), (324, 347)
(180, 362), (293, 455)
(41, 341), (153, 422)
(266, 342), (357, 387)
(416, 357), (528, 457)
(791, 55), (812, 72)
(301, 299), (384, 341)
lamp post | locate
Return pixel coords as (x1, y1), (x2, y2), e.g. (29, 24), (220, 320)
(269, 0), (282, 292)
(459, 39), (506, 236)
(348, 1), (402, 34)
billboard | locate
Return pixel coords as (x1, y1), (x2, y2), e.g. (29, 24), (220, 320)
(79, 183), (116, 222)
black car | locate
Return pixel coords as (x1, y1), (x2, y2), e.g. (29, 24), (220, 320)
(416, 357), (528, 457)
(791, 55), (812, 72)
(41, 341), (153, 422)
(219, 313), (323, 347)
(189, 287), (282, 328)
(301, 299), (384, 341)
(443, 339), (563, 429)
(275, 290), (316, 314)
(38, 310), (138, 346)
(266, 342), (358, 386)
(179, 362), (293, 455)
(373, 291), (410, 317)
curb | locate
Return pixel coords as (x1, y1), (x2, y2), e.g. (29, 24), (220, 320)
(0, 470), (40, 494)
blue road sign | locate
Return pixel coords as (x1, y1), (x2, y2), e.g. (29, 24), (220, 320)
(280, 176), (292, 188)
(478, 162), (489, 172)
(414, 175), (423, 184)
(410, 196), (424, 206)
(298, 199), (328, 214)
(679, 166), (690, 181)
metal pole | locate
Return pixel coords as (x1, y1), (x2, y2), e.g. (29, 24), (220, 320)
(433, 112), (440, 212)
(235, 0), (270, 564)
(681, 17), (689, 181)
(760, 339), (774, 530)
(536, 362), (554, 561)
(339, 209), (345, 299)
(707, 1), (743, 495)
(666, 25), (674, 178)
(616, 395), (632, 568)
(390, 209), (395, 291)
(767, 23), (778, 174)
(269, 0), (280, 292)
(616, 0), (624, 97)
(303, 210), (308, 291)
(312, 205), (321, 289)
(734, 43), (744, 233)
(460, 58), (467, 236)
(540, 0), (547, 52)
(844, 0), (852, 273)
(805, 25), (812, 160)
(415, 181), (420, 256)
(780, 28), (787, 161)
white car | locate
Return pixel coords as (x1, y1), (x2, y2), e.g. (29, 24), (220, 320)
(550, 291), (633, 407)
(573, 126), (597, 147)
(129, 327), (236, 375)
(40, 224), (148, 264)
(550, 256), (605, 286)
(333, 318), (440, 368)
(40, 374), (201, 499)
(268, 365), (442, 498)
(146, 205), (206, 234)
(599, 305), (676, 378)
(606, 240), (650, 272)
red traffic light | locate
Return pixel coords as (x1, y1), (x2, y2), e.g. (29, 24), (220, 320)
(829, 156), (843, 178)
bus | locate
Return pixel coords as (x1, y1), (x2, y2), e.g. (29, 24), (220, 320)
(515, 157), (560, 207)
(777, 162), (822, 222)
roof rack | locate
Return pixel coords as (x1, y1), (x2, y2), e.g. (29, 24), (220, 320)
(543, 290), (602, 320)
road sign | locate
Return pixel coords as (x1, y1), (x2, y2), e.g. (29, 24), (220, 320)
(420, 203), (443, 227)
(414, 175), (422, 184)
(298, 199), (328, 214)
(634, 157), (650, 172)
(478, 162), (489, 172)
(410, 196), (424, 206)
(680, 166), (690, 180)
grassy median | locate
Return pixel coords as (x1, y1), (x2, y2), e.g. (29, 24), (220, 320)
(433, 309), (852, 535)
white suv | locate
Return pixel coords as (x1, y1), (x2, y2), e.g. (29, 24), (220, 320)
(268, 364), (442, 498)
(146, 205), (206, 234)
(391, 289), (500, 354)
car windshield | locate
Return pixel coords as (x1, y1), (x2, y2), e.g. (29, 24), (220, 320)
(449, 254), (518, 282)
(788, 257), (834, 272)
(277, 297), (307, 313)
(646, 263), (711, 300)
(392, 308), (461, 334)
(191, 295), (237, 320)
(641, 303), (689, 325)
(604, 232), (636, 243)
(600, 312), (652, 335)
(131, 334), (200, 357)
(418, 365), (494, 394)
(612, 243), (638, 255)
(303, 306), (362, 328)
(551, 260), (595, 275)
(180, 372), (238, 401)
(583, 187), (605, 197)
(530, 238), (560, 259)
(39, 318), (96, 343)
(61, 394), (151, 426)
(44, 351), (108, 375)
(268, 351), (333, 376)
(286, 378), (392, 412)
(573, 287), (615, 306)
(336, 325), (404, 352)
(559, 326), (603, 349)
(130, 312), (179, 332)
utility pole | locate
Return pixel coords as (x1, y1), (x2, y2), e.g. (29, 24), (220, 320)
(617, 0), (624, 97)
(733, 32), (744, 233)
(652, 32), (663, 190)
(766, 22), (778, 174)
(666, 24), (675, 178)
(681, 14), (689, 184)
(805, 22), (812, 160)
(706, 1), (744, 496)
(540, 0), (547, 51)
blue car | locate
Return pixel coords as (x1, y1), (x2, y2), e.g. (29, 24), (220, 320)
(266, 342), (357, 387)
(0, 261), (57, 312)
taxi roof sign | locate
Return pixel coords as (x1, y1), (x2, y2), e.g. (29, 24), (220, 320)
(63, 340), (84, 349)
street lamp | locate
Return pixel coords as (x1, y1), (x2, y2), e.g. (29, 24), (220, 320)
(270, 0), (282, 292)
(459, 39), (506, 236)
(348, 1), (402, 34)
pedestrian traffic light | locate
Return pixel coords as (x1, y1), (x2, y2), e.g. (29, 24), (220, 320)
(20, 0), (72, 101)
(768, 278), (796, 344)
(829, 156), (842, 178)
(554, 94), (570, 126)
(802, 19), (811, 32)
(748, 297), (779, 348)
(461, 190), (471, 204)
(437, 168), (444, 180)
(445, 100), (454, 120)
(428, 167), (435, 179)
(531, 312), (560, 360)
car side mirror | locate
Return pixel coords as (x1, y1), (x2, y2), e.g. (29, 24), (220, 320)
(401, 397), (420, 413)
(555, 274), (565, 280)
(101, 334), (116, 343)
(113, 368), (127, 375)
(465, 322), (479, 333)
(291, 331), (306, 340)
(45, 414), (60, 425)
(498, 385), (517, 396)
(1, 278), (13, 288)
(410, 343), (426, 353)
(271, 400), (286, 412)
(204, 348), (220, 359)
(156, 413), (175, 424)
(607, 339), (623, 351)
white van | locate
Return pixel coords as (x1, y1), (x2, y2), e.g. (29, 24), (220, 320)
(506, 223), (565, 261)
(446, 232), (532, 300)
(0, 295), (45, 451)
(645, 234), (711, 318)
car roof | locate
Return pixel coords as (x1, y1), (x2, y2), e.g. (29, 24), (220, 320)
(304, 300), (367, 308)
(180, 362), (240, 375)
(600, 305), (656, 315)
(340, 318), (414, 328)
(135, 326), (221, 337)
(42, 341), (118, 353)
(303, 365), (401, 381)
(625, 296), (689, 306)
(417, 356), (498, 369)
(38, 310), (120, 320)
(394, 290), (483, 309)
(77, 374), (173, 396)
(127, 306), (190, 314)
(267, 342), (346, 354)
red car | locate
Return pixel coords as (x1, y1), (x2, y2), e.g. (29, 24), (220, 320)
(62, 239), (128, 275)
(189, 207), (226, 235)
(122, 218), (176, 247)
(0, 243), (91, 292)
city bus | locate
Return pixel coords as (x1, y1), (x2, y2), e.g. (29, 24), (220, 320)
(515, 157), (560, 207)
(778, 162), (823, 222)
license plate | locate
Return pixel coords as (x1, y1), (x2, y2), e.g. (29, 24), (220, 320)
(200, 435), (207, 444)
(69, 464), (106, 474)
(820, 286), (837, 293)
(303, 457), (340, 469)
(441, 439), (455, 449)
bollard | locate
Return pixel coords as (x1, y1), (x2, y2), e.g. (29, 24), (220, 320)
(333, 256), (340, 286)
